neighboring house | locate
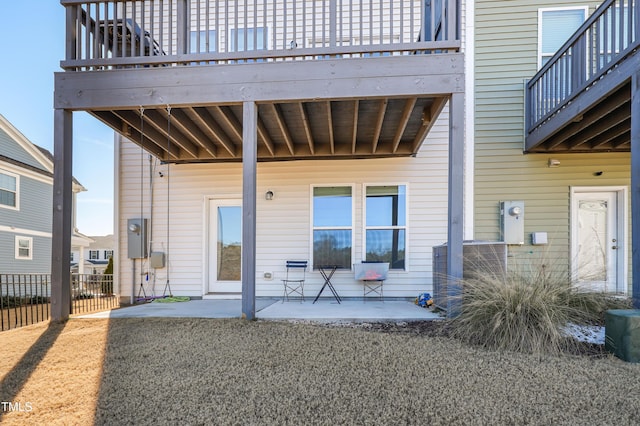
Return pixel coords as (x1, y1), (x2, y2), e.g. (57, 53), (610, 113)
(473, 0), (639, 296)
(71, 234), (114, 274)
(52, 0), (469, 314)
(0, 114), (92, 274)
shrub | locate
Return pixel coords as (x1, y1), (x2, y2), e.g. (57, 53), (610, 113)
(102, 256), (114, 295)
(448, 261), (630, 355)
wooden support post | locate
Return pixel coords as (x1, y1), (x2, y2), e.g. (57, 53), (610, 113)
(632, 71), (640, 309)
(242, 101), (257, 320)
(51, 109), (73, 321)
(447, 93), (464, 317)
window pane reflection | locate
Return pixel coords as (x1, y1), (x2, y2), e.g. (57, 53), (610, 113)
(313, 230), (352, 269)
(366, 229), (405, 269)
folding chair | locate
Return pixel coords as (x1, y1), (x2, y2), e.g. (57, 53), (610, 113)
(281, 260), (307, 302)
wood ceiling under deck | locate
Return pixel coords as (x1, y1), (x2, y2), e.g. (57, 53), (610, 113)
(526, 83), (631, 154)
(92, 96), (447, 163)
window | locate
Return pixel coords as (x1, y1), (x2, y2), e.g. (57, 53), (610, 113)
(190, 29), (217, 53)
(15, 236), (32, 260)
(0, 170), (18, 209)
(365, 185), (406, 270)
(104, 250), (113, 259)
(312, 186), (353, 269)
(89, 250), (99, 260)
(230, 27), (268, 52)
(539, 7), (587, 68)
(70, 252), (74, 262)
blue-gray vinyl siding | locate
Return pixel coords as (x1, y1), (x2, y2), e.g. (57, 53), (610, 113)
(0, 175), (53, 233)
(0, 232), (51, 274)
(0, 127), (46, 170)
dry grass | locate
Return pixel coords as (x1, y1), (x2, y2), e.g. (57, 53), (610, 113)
(0, 318), (639, 425)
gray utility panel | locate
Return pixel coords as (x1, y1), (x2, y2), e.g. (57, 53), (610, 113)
(127, 218), (148, 259)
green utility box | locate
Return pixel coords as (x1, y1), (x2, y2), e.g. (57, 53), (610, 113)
(605, 310), (640, 363)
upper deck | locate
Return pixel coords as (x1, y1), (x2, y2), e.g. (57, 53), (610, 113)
(56, 0), (464, 162)
(525, 0), (640, 153)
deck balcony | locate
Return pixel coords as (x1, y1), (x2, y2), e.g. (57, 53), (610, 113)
(52, 0), (466, 320)
(525, 0), (640, 153)
(57, 0), (464, 162)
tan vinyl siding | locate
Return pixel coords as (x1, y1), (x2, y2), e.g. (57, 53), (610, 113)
(475, 0), (631, 289)
(117, 109), (452, 300)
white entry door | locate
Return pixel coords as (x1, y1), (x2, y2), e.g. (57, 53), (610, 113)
(571, 190), (623, 293)
(208, 199), (242, 293)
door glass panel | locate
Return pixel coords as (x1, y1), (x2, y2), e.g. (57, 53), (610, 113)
(577, 200), (607, 283)
(217, 206), (241, 281)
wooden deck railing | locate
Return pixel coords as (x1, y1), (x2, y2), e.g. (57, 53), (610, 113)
(61, 0), (460, 71)
(526, 0), (640, 133)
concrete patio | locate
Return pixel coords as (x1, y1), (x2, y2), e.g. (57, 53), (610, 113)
(77, 298), (441, 322)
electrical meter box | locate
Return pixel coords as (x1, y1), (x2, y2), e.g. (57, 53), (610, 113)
(500, 201), (525, 245)
(127, 218), (148, 259)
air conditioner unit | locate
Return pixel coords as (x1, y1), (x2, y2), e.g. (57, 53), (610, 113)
(432, 241), (507, 311)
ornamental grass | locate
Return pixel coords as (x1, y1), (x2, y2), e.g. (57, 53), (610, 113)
(449, 258), (630, 356)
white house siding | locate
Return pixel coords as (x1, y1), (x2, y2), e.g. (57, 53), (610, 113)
(116, 108), (451, 301)
(474, 0), (632, 289)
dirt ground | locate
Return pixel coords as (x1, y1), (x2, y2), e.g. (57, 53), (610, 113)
(1, 318), (639, 425)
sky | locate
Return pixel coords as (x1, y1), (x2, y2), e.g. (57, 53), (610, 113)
(0, 2), (114, 236)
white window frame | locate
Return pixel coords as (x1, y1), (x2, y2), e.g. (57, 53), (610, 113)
(310, 184), (355, 270)
(0, 169), (19, 211)
(89, 250), (100, 260)
(362, 183), (409, 271)
(104, 250), (114, 259)
(15, 236), (32, 260)
(538, 6), (589, 69)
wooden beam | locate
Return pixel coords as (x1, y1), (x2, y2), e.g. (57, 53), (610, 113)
(153, 108), (201, 158)
(111, 110), (183, 159)
(392, 98), (417, 153)
(55, 54), (465, 110)
(543, 86), (629, 150)
(271, 103), (295, 155)
(192, 107), (237, 157)
(298, 102), (315, 155)
(351, 100), (359, 154)
(211, 105), (243, 144)
(90, 111), (175, 160)
(51, 109), (73, 321)
(567, 104), (630, 150)
(326, 101), (334, 154)
(242, 101), (257, 320)
(181, 107), (218, 157)
(632, 70), (640, 308)
(372, 99), (388, 153)
(447, 94), (465, 317)
(257, 118), (275, 157)
(165, 108), (218, 158)
(412, 97), (447, 152)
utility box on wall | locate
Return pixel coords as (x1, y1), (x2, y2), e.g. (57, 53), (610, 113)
(500, 201), (525, 245)
(127, 218), (148, 259)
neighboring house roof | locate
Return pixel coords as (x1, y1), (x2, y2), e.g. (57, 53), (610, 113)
(88, 234), (114, 249)
(0, 113), (86, 192)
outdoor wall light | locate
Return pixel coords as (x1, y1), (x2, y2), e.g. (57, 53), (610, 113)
(548, 158), (561, 168)
(265, 190), (274, 201)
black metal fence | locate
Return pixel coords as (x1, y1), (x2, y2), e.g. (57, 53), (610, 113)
(0, 273), (118, 331)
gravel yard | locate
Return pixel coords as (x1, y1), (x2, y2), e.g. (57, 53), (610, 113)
(1, 318), (639, 425)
